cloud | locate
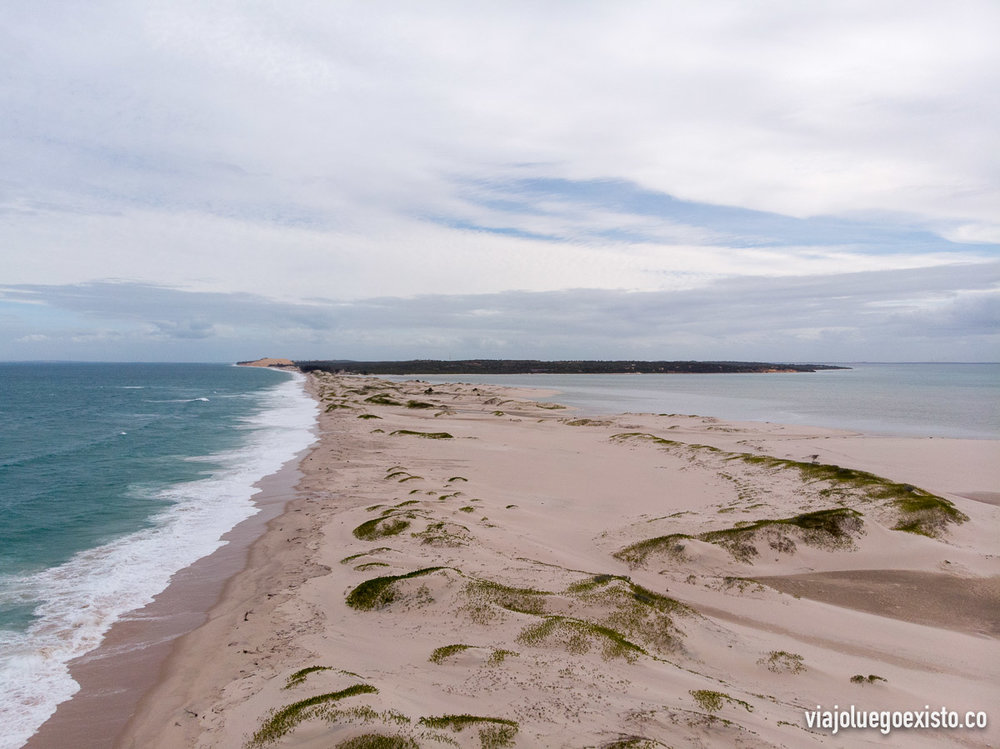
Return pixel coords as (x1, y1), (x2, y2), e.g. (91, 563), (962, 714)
(5, 2), (1000, 227)
(1, 2), (998, 360)
(3, 262), (998, 361)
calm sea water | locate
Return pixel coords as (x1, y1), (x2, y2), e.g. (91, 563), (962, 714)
(391, 363), (1000, 440)
(0, 363), (316, 749)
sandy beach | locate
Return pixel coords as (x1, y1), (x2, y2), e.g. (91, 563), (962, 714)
(73, 373), (1000, 747)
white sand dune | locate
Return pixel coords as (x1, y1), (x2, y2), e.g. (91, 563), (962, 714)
(117, 373), (1000, 748)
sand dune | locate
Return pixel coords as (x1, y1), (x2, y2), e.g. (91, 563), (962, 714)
(116, 374), (999, 748)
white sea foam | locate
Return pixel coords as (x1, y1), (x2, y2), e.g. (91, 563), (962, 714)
(0, 372), (317, 749)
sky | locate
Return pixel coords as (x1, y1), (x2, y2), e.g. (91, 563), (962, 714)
(1, 0), (998, 362)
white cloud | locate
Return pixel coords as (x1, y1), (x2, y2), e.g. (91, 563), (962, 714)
(3, 262), (998, 361)
(2, 204), (993, 304)
(942, 223), (1000, 245)
(1, 1), (998, 360)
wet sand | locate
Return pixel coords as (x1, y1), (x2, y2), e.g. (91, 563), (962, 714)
(757, 570), (1000, 637)
(24, 455), (308, 749)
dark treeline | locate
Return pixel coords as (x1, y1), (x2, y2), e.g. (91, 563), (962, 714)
(295, 360), (848, 375)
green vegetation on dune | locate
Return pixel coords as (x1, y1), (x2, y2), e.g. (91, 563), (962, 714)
(335, 735), (418, 749)
(892, 493), (968, 536)
(428, 644), (473, 664)
(617, 508), (864, 566)
(610, 433), (967, 567)
(851, 674), (887, 685)
(564, 574), (691, 654)
(345, 564), (687, 662)
(353, 516), (411, 541)
(412, 521), (470, 547)
(517, 615), (646, 661)
(405, 400), (435, 409)
(488, 648), (518, 665)
(340, 547), (391, 565)
(419, 715), (518, 730)
(758, 650), (806, 674)
(689, 689), (753, 714)
(613, 534), (693, 568)
(610, 432), (682, 448)
(247, 684), (378, 748)
(346, 567), (450, 610)
(283, 666), (333, 689)
(418, 714), (518, 748)
(390, 430), (454, 439)
(364, 394), (402, 406)
(728, 455), (967, 534)
(464, 578), (550, 617)
(699, 507), (863, 562)
(603, 738), (666, 749)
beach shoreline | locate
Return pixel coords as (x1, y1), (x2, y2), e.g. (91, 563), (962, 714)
(23, 423), (315, 749)
(30, 373), (1000, 748)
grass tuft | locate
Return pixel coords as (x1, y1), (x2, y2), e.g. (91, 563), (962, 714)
(340, 547), (391, 565)
(353, 517), (411, 541)
(689, 689), (753, 714)
(479, 724), (517, 748)
(247, 684), (378, 747)
(851, 674), (887, 685)
(355, 562), (390, 571)
(390, 430), (454, 439)
(614, 534), (691, 568)
(700, 508), (863, 562)
(758, 650), (805, 674)
(364, 394), (402, 406)
(418, 714), (518, 731)
(428, 644), (472, 664)
(406, 400), (435, 409)
(335, 735), (418, 749)
(465, 579), (549, 617)
(284, 666), (333, 689)
(614, 432), (968, 539)
(892, 495), (969, 536)
(517, 615), (645, 661)
(488, 649), (518, 665)
(346, 567), (449, 610)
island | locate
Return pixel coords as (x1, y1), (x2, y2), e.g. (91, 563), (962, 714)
(293, 359), (848, 375)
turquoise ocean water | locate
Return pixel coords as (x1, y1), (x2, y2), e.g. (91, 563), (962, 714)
(392, 363), (1000, 439)
(0, 364), (316, 749)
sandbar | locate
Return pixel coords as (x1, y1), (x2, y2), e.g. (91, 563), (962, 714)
(41, 373), (1000, 748)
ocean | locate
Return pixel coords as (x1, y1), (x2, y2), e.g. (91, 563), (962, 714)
(391, 363), (1000, 440)
(0, 363), (316, 749)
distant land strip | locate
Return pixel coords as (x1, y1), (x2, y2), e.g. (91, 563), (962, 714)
(281, 359), (849, 375)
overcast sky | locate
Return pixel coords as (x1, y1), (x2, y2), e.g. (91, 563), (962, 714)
(2, 1), (998, 362)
